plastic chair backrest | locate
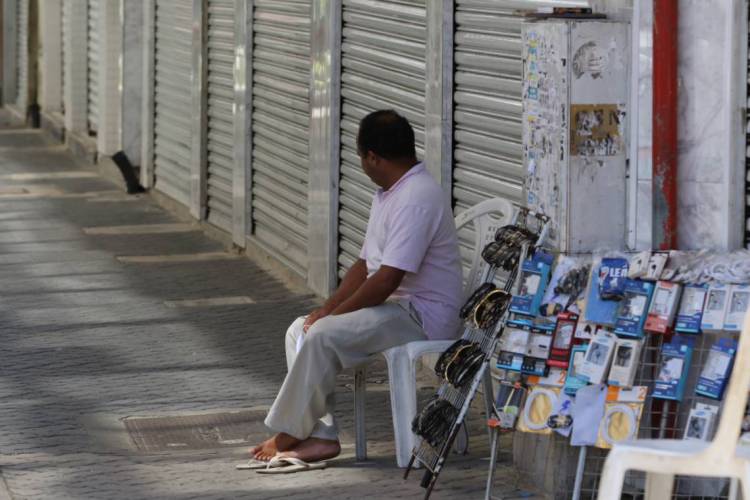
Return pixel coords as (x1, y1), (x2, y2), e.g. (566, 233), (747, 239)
(454, 198), (515, 298)
(707, 309), (750, 457)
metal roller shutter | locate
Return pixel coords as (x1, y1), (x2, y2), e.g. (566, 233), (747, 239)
(152, 0), (194, 207)
(87, 0), (100, 133)
(16, 0), (28, 111)
(205, 0), (235, 231)
(250, 0), (311, 276)
(452, 0), (586, 271)
(337, 0), (427, 279)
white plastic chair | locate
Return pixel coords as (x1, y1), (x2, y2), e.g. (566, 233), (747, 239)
(353, 198), (515, 467)
(597, 309), (750, 500)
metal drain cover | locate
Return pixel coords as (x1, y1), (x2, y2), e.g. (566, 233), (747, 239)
(123, 409), (268, 452)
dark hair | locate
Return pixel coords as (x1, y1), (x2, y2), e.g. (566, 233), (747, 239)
(356, 109), (416, 161)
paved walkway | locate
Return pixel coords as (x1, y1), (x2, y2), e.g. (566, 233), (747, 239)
(0, 117), (531, 499)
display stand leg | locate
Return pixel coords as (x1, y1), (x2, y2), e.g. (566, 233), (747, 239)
(571, 446), (587, 500)
(484, 427), (501, 500)
(658, 401), (671, 439)
(728, 478), (739, 500)
(483, 370), (495, 444)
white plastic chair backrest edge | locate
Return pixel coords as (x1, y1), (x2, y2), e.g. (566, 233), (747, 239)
(454, 198), (515, 297)
(707, 309), (750, 458)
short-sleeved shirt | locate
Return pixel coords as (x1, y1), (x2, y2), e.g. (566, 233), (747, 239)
(359, 162), (463, 340)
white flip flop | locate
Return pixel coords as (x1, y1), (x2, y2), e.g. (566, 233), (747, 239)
(255, 455), (328, 474)
(236, 459), (273, 470)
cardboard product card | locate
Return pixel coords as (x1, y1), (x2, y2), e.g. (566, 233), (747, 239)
(644, 281), (682, 334)
(527, 332), (552, 359)
(701, 284), (731, 333)
(595, 386), (647, 449)
(724, 285), (750, 331)
(521, 356), (549, 376)
(498, 322), (531, 355)
(695, 337), (737, 400)
(598, 257), (630, 300)
(492, 381), (527, 430)
(497, 351), (524, 372)
(578, 329), (617, 385)
(574, 320), (597, 341)
(583, 264), (621, 326)
(683, 404), (719, 441)
(653, 335), (696, 401)
(614, 280), (655, 338)
(645, 252), (670, 281)
(510, 252), (553, 318)
(517, 385), (560, 435)
(541, 256), (590, 316)
(675, 284), (708, 334)
(563, 344), (589, 395)
(548, 312), (578, 368)
(628, 251), (651, 279)
(607, 338), (643, 388)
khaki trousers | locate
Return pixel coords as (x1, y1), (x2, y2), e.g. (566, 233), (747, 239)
(264, 301), (427, 441)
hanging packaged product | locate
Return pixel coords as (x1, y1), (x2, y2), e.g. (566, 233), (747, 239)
(498, 321), (531, 355)
(526, 330), (552, 359)
(598, 257), (630, 300)
(578, 329), (617, 384)
(540, 256), (590, 316)
(614, 279), (655, 338)
(509, 251), (553, 318)
(627, 251), (651, 279)
(674, 284), (709, 334)
(695, 337), (737, 400)
(490, 380), (528, 430)
(583, 263), (621, 326)
(644, 281), (682, 334)
(653, 335), (696, 401)
(563, 344), (590, 396)
(497, 351), (524, 372)
(645, 251), (670, 281)
(701, 283), (731, 333)
(517, 370), (565, 435)
(574, 320), (596, 341)
(595, 386), (648, 449)
(607, 338), (643, 388)
(521, 356), (549, 376)
(547, 312), (579, 368)
(683, 403), (719, 441)
(723, 284), (750, 331)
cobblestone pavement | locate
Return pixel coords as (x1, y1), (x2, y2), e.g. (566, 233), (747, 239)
(0, 119), (536, 499)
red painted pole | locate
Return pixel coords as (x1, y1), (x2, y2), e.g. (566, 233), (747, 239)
(652, 0), (679, 250)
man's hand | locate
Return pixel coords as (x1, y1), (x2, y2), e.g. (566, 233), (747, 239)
(303, 306), (332, 333)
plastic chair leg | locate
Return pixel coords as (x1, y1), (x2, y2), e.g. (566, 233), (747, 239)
(354, 366), (367, 461)
(644, 472), (674, 500)
(596, 451), (627, 500)
(384, 348), (418, 468)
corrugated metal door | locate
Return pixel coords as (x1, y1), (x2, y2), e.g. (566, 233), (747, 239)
(152, 0), (194, 207)
(16, 0), (28, 110)
(452, 0), (586, 268)
(205, 0), (235, 232)
(87, 0), (100, 133)
(337, 0), (427, 278)
(250, 0), (311, 276)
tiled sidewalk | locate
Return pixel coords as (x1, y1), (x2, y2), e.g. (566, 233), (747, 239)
(0, 119), (531, 499)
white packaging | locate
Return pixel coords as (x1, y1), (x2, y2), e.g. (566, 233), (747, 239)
(628, 251), (651, 279)
(527, 333), (552, 359)
(644, 281), (682, 334)
(724, 284), (750, 331)
(683, 404), (719, 441)
(645, 252), (670, 281)
(607, 338), (643, 388)
(701, 283), (731, 332)
(578, 329), (617, 385)
(499, 327), (530, 355)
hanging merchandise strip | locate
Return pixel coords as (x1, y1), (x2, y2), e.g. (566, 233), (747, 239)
(404, 208), (550, 500)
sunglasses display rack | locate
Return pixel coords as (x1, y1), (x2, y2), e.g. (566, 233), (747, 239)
(405, 208), (551, 500)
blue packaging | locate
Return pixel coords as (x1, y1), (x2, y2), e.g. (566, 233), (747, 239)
(583, 264), (620, 326)
(695, 338), (737, 400)
(675, 284), (708, 334)
(563, 344), (589, 395)
(497, 351), (524, 372)
(521, 356), (549, 376)
(614, 280), (655, 338)
(598, 258), (630, 300)
(653, 336), (696, 401)
(509, 252), (553, 318)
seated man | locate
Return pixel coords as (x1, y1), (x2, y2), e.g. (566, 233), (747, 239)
(251, 109), (463, 465)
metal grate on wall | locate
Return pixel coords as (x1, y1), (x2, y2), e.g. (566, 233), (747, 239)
(152, 0), (194, 207)
(250, 0), (311, 277)
(205, 0), (236, 232)
(86, 0), (100, 134)
(337, 0), (427, 280)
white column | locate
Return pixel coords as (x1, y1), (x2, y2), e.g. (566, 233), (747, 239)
(38, 0), (62, 114)
(121, 0), (144, 164)
(62, 0), (87, 132)
(97, 0), (122, 155)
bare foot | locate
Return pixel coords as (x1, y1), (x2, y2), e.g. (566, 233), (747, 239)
(278, 437), (341, 463)
(250, 433), (301, 461)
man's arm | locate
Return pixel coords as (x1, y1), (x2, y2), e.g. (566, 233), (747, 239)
(330, 265), (405, 316)
(303, 259), (368, 331)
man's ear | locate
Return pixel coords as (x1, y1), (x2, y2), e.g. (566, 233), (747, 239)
(366, 150), (379, 164)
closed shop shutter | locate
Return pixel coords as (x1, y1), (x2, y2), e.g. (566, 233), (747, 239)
(337, 0), (427, 279)
(205, 0), (235, 232)
(87, 0), (100, 133)
(250, 0), (311, 276)
(452, 0), (585, 270)
(152, 0), (194, 207)
(16, 0), (28, 110)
